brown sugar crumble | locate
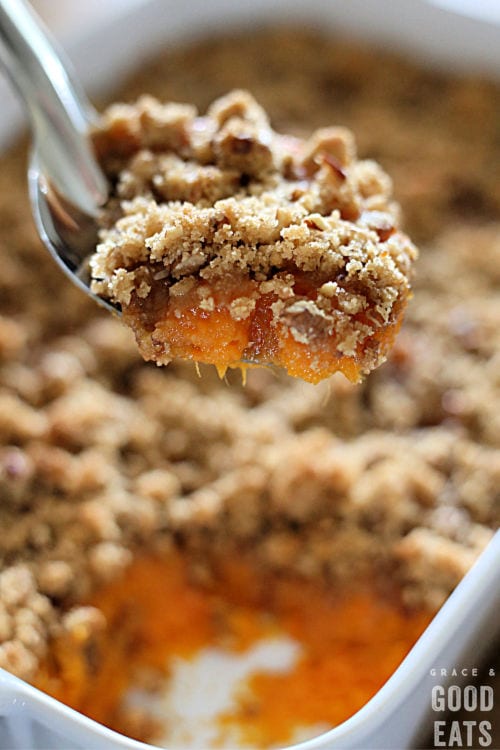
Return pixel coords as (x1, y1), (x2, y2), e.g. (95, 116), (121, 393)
(90, 90), (417, 384)
(0, 25), (499, 745)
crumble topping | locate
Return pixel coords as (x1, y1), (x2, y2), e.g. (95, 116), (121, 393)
(90, 90), (417, 382)
(0, 28), (498, 684)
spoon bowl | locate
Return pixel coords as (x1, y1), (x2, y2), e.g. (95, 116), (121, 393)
(28, 153), (120, 315)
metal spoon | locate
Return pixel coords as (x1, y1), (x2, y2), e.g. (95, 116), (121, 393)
(0, 0), (117, 314)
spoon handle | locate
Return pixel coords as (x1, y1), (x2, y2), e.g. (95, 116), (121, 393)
(0, 0), (107, 215)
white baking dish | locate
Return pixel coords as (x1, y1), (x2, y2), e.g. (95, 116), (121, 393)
(0, 1), (499, 748)
(0, 533), (498, 750)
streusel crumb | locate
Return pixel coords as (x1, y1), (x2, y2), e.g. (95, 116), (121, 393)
(90, 90), (417, 383)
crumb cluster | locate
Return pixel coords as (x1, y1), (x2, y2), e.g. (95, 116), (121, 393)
(0, 29), (499, 683)
(90, 90), (416, 382)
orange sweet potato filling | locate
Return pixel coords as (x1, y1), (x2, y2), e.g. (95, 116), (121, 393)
(124, 274), (405, 384)
(34, 552), (432, 746)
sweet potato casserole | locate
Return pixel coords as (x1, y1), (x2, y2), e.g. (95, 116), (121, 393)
(0, 27), (499, 748)
(90, 89), (417, 384)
